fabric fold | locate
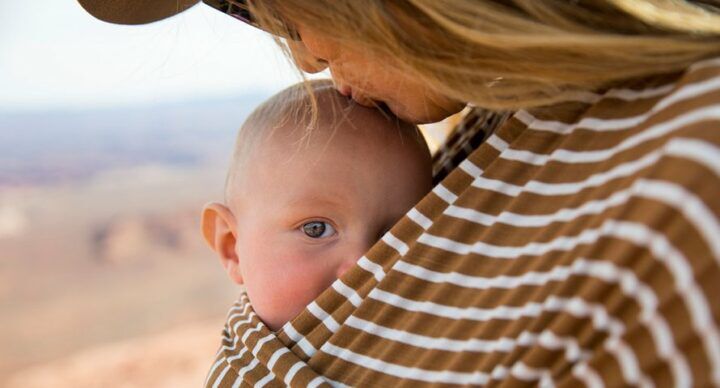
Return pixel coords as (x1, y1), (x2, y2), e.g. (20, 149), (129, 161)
(206, 293), (336, 387)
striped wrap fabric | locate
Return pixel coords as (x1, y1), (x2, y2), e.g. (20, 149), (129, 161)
(205, 57), (720, 387)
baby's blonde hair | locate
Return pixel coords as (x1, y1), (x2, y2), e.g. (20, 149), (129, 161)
(225, 79), (424, 201)
(250, 0), (720, 110)
(226, 79), (333, 200)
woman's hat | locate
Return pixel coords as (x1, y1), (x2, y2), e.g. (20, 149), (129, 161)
(77, 0), (200, 25)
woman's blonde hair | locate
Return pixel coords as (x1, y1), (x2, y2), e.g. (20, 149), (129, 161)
(250, 0), (720, 110)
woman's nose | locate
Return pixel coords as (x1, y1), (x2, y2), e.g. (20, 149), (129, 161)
(287, 40), (328, 73)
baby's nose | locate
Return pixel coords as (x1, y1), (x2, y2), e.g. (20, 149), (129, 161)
(337, 239), (377, 278)
(336, 257), (360, 278)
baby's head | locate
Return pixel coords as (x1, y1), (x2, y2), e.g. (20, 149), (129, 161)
(201, 80), (432, 331)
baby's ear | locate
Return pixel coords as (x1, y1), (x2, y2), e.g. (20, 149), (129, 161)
(201, 202), (243, 285)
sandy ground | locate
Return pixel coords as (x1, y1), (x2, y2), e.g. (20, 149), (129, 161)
(4, 319), (224, 388)
(0, 163), (238, 386)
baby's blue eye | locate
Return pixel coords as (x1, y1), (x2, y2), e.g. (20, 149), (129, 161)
(302, 221), (336, 238)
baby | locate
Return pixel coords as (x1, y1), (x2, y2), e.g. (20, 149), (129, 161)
(201, 80), (432, 331)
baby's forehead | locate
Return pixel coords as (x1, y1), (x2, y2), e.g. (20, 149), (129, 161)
(242, 81), (417, 150)
(227, 82), (427, 201)
(262, 115), (411, 164)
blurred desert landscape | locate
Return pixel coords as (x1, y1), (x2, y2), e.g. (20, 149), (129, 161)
(0, 96), (263, 387)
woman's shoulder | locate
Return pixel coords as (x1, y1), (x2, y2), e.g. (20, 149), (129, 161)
(501, 56), (720, 250)
(595, 56), (720, 131)
(592, 56), (720, 176)
(516, 55), (720, 158)
(434, 57), (720, 188)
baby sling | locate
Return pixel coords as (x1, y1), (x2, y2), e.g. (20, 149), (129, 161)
(205, 59), (720, 387)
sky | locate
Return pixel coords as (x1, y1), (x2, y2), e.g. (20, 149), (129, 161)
(0, 1), (320, 112)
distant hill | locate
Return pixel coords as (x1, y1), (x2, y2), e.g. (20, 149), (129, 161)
(0, 93), (267, 187)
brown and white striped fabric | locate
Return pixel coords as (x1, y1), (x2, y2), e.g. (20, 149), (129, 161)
(205, 57), (720, 387)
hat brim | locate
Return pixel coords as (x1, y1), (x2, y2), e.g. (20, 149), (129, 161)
(77, 0), (200, 25)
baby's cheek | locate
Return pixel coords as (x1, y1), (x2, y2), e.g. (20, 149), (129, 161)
(243, 252), (328, 330)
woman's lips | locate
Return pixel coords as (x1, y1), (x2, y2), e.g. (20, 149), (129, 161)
(337, 84), (352, 97)
(350, 91), (375, 107)
(335, 83), (376, 107)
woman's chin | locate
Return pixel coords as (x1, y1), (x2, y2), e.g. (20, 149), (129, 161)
(389, 101), (464, 125)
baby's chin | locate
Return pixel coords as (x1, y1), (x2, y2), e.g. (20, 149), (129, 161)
(263, 318), (284, 332)
(255, 310), (287, 332)
(255, 305), (302, 332)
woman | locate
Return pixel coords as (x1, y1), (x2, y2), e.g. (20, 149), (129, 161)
(79, 1), (720, 386)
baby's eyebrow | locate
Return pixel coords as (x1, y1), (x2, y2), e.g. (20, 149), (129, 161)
(283, 195), (345, 209)
(280, 195), (349, 226)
